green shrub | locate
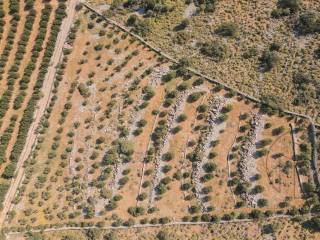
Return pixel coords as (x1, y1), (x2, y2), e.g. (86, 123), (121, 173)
(189, 205), (201, 214)
(171, 126), (182, 134)
(156, 231), (169, 240)
(2, 163), (16, 179)
(296, 12), (320, 35)
(221, 104), (233, 113)
(272, 126), (285, 135)
(187, 92), (203, 103)
(177, 114), (187, 122)
(137, 193), (147, 201)
(278, 0), (300, 12)
(200, 41), (229, 61)
(156, 183), (167, 195)
(215, 22), (237, 37)
(162, 152), (174, 161)
(137, 119), (147, 127)
(258, 198), (268, 207)
(193, 78), (204, 86)
(303, 217), (320, 232)
(162, 165), (172, 173)
(142, 85), (155, 100)
(259, 50), (279, 71)
(181, 183), (191, 191)
(250, 209), (264, 219)
(203, 162), (217, 173)
(197, 104), (208, 113)
(126, 14), (139, 26)
(128, 206), (145, 217)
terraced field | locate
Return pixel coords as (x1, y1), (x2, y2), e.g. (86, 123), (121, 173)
(2, 6), (318, 233)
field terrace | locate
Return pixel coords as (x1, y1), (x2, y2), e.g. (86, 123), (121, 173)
(4, 6), (318, 230)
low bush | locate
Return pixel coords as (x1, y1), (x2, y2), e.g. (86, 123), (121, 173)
(200, 41), (229, 62)
(215, 22), (237, 37)
(259, 50), (279, 72)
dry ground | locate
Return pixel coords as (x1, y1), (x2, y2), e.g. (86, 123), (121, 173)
(3, 7), (316, 230)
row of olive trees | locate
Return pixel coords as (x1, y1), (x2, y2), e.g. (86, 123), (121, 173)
(0, 2), (68, 208)
(13, 4), (53, 110)
(0, 116), (17, 164)
(0, 0), (24, 120)
(0, 0), (5, 40)
(0, 0), (35, 174)
(7, 12), (80, 225)
(0, 4), (52, 179)
(0, 0), (34, 209)
(0, 6), (53, 179)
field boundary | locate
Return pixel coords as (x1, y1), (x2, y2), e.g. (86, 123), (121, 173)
(81, 2), (320, 129)
(289, 123), (307, 199)
(4, 213), (319, 236)
(309, 123), (320, 186)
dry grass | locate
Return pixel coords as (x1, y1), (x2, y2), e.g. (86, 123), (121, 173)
(94, 0), (320, 123)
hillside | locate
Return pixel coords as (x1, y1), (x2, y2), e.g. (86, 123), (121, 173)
(90, 0), (320, 123)
(0, 1), (319, 240)
(0, 1), (317, 231)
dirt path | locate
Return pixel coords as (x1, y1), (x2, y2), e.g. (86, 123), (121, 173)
(0, 0), (79, 227)
(5, 212), (319, 237)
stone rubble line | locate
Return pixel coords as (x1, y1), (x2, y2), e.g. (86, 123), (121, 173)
(192, 96), (229, 212)
(108, 65), (170, 197)
(149, 86), (208, 204)
(128, 65), (169, 136)
(103, 71), (141, 195)
(238, 114), (264, 207)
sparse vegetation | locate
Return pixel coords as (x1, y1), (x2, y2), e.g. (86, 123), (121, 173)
(2, 3), (317, 237)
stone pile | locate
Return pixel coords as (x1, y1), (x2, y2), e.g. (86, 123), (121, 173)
(149, 87), (207, 204)
(109, 159), (122, 194)
(192, 96), (229, 211)
(128, 66), (169, 136)
(108, 67), (171, 193)
(149, 65), (169, 86)
(238, 113), (264, 207)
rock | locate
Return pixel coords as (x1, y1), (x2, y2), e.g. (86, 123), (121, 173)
(191, 96), (230, 212)
(238, 113), (264, 207)
(150, 86), (208, 204)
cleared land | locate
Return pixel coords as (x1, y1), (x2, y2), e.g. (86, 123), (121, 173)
(2, 6), (318, 233)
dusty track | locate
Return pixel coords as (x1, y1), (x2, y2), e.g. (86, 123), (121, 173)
(0, 0), (79, 227)
(5, 212), (320, 236)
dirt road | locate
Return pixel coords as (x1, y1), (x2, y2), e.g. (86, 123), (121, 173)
(4, 212), (318, 237)
(0, 0), (79, 227)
